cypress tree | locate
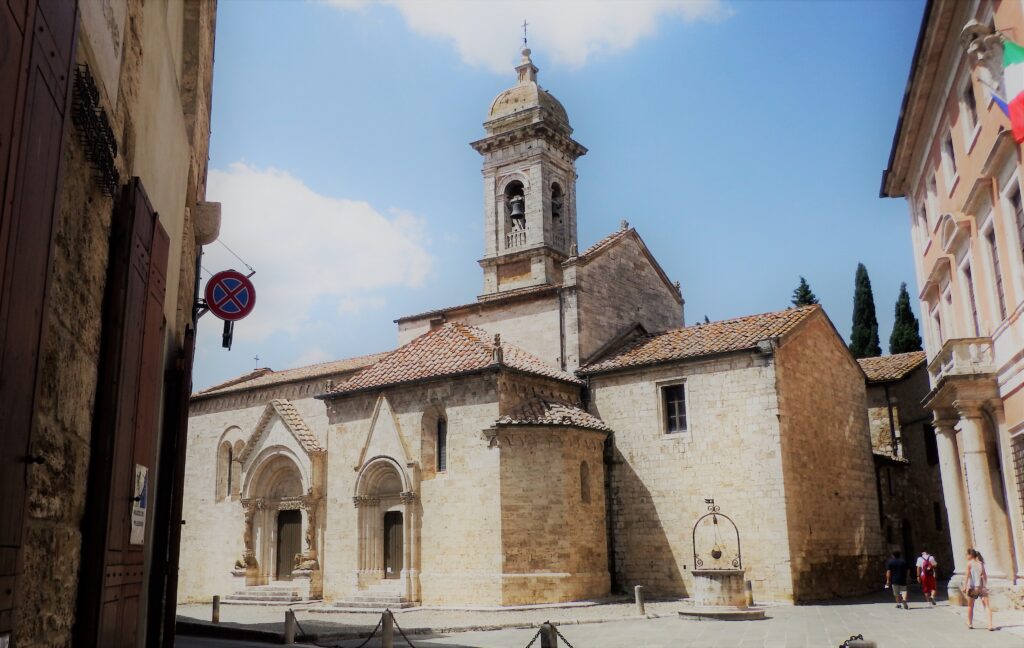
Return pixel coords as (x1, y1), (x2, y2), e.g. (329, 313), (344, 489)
(889, 282), (923, 354)
(791, 276), (819, 307)
(849, 263), (882, 358)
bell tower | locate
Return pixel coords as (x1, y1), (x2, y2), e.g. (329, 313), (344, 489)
(471, 47), (587, 295)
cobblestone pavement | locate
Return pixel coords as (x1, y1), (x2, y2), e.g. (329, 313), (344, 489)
(176, 594), (1024, 647)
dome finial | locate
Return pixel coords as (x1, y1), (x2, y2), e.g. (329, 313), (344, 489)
(516, 21), (538, 85)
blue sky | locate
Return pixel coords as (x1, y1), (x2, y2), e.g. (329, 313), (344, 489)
(194, 0), (926, 389)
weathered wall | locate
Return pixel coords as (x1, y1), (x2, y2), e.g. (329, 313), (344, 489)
(868, 366), (953, 575)
(574, 234), (682, 365)
(496, 426), (609, 604)
(774, 313), (884, 601)
(589, 354), (796, 602)
(17, 1), (216, 645)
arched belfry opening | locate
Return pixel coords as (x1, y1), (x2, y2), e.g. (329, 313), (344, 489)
(551, 182), (565, 251)
(353, 456), (419, 601)
(504, 180), (527, 249)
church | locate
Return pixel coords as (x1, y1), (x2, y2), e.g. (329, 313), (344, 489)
(180, 48), (888, 607)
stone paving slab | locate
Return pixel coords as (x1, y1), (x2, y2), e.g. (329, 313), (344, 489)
(177, 594), (1024, 647)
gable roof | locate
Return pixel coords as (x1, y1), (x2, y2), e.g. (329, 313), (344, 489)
(563, 226), (682, 303)
(323, 323), (582, 397)
(238, 398), (323, 464)
(580, 305), (820, 375)
(194, 351), (390, 399)
(858, 351), (927, 383)
(496, 397), (611, 432)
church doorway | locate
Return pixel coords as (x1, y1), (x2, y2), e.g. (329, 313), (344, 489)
(383, 511), (404, 579)
(276, 509), (302, 580)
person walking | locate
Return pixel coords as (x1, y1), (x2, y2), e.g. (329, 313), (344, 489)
(917, 550), (938, 605)
(962, 548), (993, 631)
(885, 550), (910, 609)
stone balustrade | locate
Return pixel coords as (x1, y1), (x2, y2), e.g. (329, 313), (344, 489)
(506, 228), (528, 249)
(927, 337), (995, 384)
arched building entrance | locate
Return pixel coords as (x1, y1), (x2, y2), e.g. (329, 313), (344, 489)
(241, 450), (310, 585)
(353, 456), (419, 601)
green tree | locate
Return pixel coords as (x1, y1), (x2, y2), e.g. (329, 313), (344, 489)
(889, 282), (923, 354)
(791, 276), (819, 307)
(849, 263), (882, 358)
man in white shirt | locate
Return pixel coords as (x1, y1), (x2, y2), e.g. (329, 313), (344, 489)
(916, 551), (938, 606)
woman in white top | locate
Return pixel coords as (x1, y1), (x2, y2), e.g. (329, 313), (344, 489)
(962, 548), (993, 631)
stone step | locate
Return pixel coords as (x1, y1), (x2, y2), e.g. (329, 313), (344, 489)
(332, 599), (417, 609)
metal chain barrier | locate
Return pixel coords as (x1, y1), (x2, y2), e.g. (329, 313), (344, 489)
(553, 624), (576, 648)
(389, 609), (418, 647)
(290, 608), (384, 648)
(522, 627), (542, 647)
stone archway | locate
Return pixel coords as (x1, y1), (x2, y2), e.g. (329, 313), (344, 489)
(353, 456), (419, 601)
(241, 451), (307, 585)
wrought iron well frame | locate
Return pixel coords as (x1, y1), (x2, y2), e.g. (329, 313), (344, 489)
(691, 498), (742, 570)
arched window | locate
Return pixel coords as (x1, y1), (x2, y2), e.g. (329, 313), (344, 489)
(580, 461), (590, 503)
(551, 183), (564, 220)
(231, 440), (245, 497)
(216, 441), (231, 501)
(504, 181), (526, 231)
(436, 418), (448, 472)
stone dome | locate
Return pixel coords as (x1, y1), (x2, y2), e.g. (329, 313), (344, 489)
(486, 48), (570, 127)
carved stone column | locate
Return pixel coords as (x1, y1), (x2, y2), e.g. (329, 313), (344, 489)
(956, 401), (1013, 580)
(933, 414), (971, 602)
(401, 491), (419, 602)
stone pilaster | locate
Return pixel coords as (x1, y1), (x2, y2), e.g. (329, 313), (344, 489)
(933, 414), (971, 602)
(955, 401), (1013, 580)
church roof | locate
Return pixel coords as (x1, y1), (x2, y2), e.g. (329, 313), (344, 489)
(238, 398), (323, 463)
(487, 47), (570, 127)
(497, 397), (611, 432)
(858, 351), (927, 383)
(323, 323), (582, 397)
(194, 351), (391, 399)
(579, 305), (821, 375)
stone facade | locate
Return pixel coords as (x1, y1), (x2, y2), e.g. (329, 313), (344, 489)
(3, 0), (218, 646)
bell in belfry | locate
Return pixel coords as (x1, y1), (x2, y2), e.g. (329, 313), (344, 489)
(509, 193), (525, 219)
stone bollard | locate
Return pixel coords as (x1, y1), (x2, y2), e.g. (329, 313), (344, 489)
(539, 622), (558, 648)
(744, 580), (754, 608)
(211, 595), (220, 623)
(634, 585), (646, 616)
(283, 609), (297, 645)
(382, 609), (394, 648)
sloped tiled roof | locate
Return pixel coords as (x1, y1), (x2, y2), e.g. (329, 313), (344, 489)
(325, 323), (581, 396)
(858, 351), (927, 383)
(496, 397), (611, 432)
(565, 227), (632, 263)
(239, 398), (322, 463)
(195, 352), (390, 398)
(580, 305), (820, 375)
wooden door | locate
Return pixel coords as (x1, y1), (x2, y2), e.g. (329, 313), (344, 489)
(0, 0), (78, 640)
(276, 510), (301, 581)
(77, 179), (170, 647)
(383, 511), (403, 579)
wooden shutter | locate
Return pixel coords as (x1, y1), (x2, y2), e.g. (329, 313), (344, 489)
(0, 0), (78, 638)
(77, 178), (169, 647)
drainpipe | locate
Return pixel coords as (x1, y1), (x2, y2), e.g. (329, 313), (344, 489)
(884, 384), (898, 458)
(558, 288), (566, 371)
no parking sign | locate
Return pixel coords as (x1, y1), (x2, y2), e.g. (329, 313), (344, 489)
(204, 269), (256, 321)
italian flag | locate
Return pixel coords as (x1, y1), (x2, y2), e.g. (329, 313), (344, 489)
(1003, 40), (1024, 142)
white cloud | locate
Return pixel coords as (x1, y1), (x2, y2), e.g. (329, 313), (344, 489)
(325, 0), (730, 73)
(203, 163), (432, 342)
(292, 347), (332, 367)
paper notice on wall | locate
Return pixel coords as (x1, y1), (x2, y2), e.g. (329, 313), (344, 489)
(130, 464), (148, 545)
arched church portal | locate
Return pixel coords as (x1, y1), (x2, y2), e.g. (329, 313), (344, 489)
(354, 457), (419, 599)
(241, 451), (308, 584)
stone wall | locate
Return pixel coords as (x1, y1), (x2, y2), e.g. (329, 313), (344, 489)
(16, 1), (216, 645)
(574, 234), (682, 364)
(589, 353), (796, 602)
(774, 313), (885, 601)
(323, 375), (506, 605)
(868, 366), (953, 576)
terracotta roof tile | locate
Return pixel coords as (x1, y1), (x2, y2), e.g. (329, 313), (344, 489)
(497, 397), (611, 432)
(238, 398), (322, 463)
(858, 351), (927, 383)
(195, 352), (390, 398)
(326, 323), (581, 396)
(564, 227), (632, 264)
(580, 305), (820, 375)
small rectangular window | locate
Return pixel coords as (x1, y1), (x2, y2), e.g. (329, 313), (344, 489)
(923, 424), (939, 466)
(1011, 185), (1024, 263)
(964, 265), (979, 336)
(933, 501), (943, 532)
(662, 384), (687, 434)
(943, 133), (957, 180)
(436, 419), (447, 472)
